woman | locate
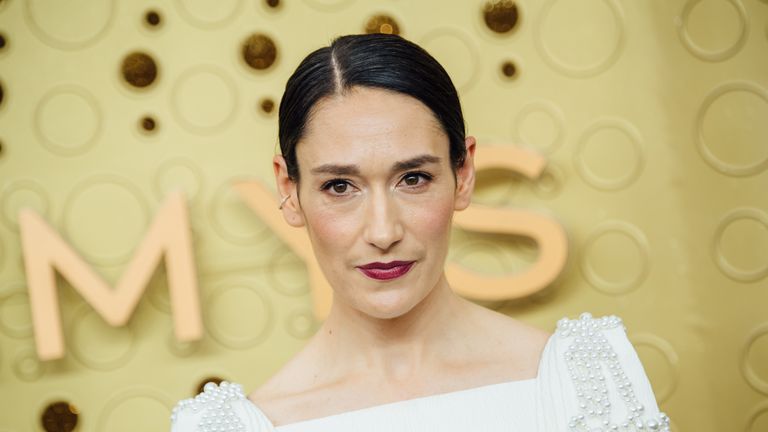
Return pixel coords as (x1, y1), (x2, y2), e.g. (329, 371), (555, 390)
(170, 33), (670, 432)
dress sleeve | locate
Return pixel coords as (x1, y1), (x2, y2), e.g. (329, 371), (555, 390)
(169, 381), (275, 432)
(536, 312), (671, 431)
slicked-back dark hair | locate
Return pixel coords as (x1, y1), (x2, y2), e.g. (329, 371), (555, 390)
(278, 33), (467, 181)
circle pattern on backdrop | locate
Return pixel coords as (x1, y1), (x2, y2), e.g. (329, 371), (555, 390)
(574, 118), (644, 190)
(69, 305), (136, 370)
(285, 308), (316, 339)
(513, 100), (565, 154)
(205, 283), (273, 349)
(25, 0), (114, 50)
(581, 221), (650, 295)
(0, 179), (51, 232)
(34, 86), (101, 157)
(0, 288), (33, 338)
(535, 0), (624, 77)
(267, 247), (309, 297)
(676, 0), (748, 62)
(96, 388), (172, 432)
(742, 323), (768, 395)
(532, 164), (565, 199)
(209, 178), (272, 245)
(746, 401), (768, 432)
(713, 208), (768, 282)
(171, 66), (238, 134)
(630, 333), (680, 403)
(62, 174), (149, 266)
(695, 82), (768, 177)
(419, 28), (480, 93)
(13, 348), (47, 381)
(152, 157), (205, 203)
(175, 0), (242, 29)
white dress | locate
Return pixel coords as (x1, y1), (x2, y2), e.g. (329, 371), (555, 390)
(169, 313), (672, 432)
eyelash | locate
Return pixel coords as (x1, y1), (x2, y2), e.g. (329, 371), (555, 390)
(320, 171), (434, 196)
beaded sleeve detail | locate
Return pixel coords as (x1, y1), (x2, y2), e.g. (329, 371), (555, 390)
(170, 381), (249, 432)
(555, 313), (671, 432)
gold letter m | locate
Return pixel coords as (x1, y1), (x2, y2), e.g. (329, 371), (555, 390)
(19, 191), (202, 361)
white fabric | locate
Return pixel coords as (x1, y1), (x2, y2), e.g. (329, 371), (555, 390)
(170, 313), (670, 432)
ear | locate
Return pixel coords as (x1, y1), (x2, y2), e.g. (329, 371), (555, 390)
(273, 154), (305, 227)
(454, 135), (476, 211)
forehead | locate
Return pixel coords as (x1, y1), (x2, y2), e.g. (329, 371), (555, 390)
(297, 87), (449, 167)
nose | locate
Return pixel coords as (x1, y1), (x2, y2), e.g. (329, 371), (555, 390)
(362, 189), (404, 251)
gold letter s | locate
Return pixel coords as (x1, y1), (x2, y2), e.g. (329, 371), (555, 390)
(449, 146), (568, 300)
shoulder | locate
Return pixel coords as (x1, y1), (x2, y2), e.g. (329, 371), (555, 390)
(454, 302), (552, 381)
(170, 381), (274, 432)
(539, 312), (672, 431)
(497, 313), (552, 374)
(471, 302), (553, 353)
(246, 340), (332, 426)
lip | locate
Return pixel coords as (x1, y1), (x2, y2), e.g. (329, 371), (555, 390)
(356, 260), (415, 281)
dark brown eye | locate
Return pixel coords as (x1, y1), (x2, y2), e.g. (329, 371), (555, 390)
(404, 175), (420, 186)
(402, 172), (431, 187)
(331, 182), (348, 194)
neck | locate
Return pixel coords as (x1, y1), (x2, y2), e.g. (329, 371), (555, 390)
(317, 274), (472, 383)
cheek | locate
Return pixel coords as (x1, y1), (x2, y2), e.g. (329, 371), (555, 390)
(405, 195), (455, 244)
(303, 205), (356, 254)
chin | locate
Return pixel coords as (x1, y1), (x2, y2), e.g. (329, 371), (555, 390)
(358, 290), (422, 320)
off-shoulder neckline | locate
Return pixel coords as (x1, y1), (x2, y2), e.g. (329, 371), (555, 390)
(247, 331), (555, 429)
(265, 376), (537, 429)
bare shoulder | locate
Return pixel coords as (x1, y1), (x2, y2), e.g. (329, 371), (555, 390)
(463, 301), (552, 375)
(247, 338), (333, 425)
(248, 352), (309, 400)
(467, 299), (552, 340)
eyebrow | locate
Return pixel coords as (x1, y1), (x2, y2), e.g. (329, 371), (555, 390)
(310, 154), (441, 176)
(392, 154), (441, 172)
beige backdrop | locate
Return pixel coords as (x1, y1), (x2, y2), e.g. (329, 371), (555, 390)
(1, 0), (767, 431)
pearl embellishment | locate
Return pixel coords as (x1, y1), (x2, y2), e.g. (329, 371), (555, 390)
(170, 381), (248, 432)
(557, 313), (671, 432)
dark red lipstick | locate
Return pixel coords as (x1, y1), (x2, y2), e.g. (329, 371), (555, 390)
(356, 260), (415, 281)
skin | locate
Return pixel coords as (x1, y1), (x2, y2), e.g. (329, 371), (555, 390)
(250, 87), (551, 426)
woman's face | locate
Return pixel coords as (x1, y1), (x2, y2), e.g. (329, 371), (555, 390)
(275, 87), (475, 319)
